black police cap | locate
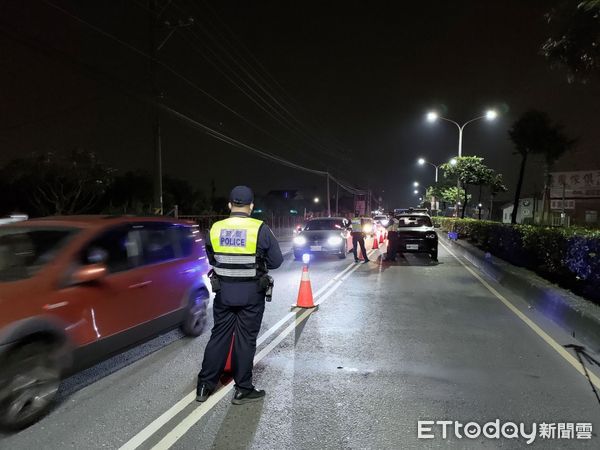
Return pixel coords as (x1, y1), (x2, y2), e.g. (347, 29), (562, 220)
(229, 185), (254, 205)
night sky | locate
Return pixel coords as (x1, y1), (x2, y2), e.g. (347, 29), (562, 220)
(1, 0), (599, 209)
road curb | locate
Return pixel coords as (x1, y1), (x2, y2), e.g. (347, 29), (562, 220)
(440, 234), (600, 351)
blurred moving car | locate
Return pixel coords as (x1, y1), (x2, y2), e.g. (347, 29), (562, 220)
(0, 216), (211, 430)
(292, 217), (350, 260)
(395, 213), (439, 261)
(372, 214), (390, 227)
(372, 214), (389, 235)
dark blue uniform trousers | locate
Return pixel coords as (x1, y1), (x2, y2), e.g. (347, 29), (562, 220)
(351, 232), (368, 261)
(198, 293), (265, 391)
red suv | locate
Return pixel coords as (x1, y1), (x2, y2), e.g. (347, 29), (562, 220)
(0, 216), (211, 429)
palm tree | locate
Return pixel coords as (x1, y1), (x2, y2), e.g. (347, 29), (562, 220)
(508, 110), (575, 224)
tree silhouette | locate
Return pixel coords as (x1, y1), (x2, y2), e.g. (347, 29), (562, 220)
(2, 150), (114, 216)
(508, 110), (575, 224)
(542, 0), (600, 83)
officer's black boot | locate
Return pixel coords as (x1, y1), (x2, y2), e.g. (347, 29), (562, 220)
(196, 383), (213, 402)
(232, 387), (265, 405)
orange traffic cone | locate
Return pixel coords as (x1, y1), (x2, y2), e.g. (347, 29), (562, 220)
(223, 334), (234, 373)
(379, 232), (384, 244)
(372, 234), (379, 249)
(292, 265), (318, 309)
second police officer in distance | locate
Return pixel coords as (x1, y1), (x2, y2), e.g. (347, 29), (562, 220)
(350, 212), (369, 263)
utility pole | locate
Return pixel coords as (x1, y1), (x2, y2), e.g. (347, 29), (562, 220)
(335, 183), (339, 216)
(148, 1), (194, 215)
(149, 0), (162, 215)
(326, 173), (331, 217)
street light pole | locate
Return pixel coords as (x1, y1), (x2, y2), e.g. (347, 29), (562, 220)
(457, 125), (463, 217)
(426, 110), (497, 218)
(417, 158), (443, 214)
(418, 160), (439, 182)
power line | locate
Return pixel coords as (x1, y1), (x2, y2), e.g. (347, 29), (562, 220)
(129, 0), (360, 176)
(39, 0), (303, 154)
(173, 30), (345, 164)
(171, 0), (352, 161)
(32, 1), (366, 196)
(0, 21), (346, 186)
(195, 0), (354, 156)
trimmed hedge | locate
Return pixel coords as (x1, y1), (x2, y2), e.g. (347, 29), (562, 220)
(433, 217), (600, 303)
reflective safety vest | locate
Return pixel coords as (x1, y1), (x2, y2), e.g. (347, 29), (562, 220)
(209, 216), (263, 280)
(387, 218), (399, 232)
(351, 217), (363, 232)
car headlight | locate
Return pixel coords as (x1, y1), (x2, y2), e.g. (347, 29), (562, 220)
(363, 224), (373, 233)
(327, 236), (343, 246)
(425, 233), (437, 239)
(293, 236), (307, 246)
(380, 219), (389, 227)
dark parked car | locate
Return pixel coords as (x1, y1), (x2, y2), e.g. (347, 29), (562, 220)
(292, 217), (351, 260)
(0, 216), (211, 430)
(395, 213), (438, 261)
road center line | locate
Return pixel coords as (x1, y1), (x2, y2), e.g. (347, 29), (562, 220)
(438, 240), (600, 389)
(151, 278), (352, 449)
(119, 256), (369, 450)
(149, 265), (364, 449)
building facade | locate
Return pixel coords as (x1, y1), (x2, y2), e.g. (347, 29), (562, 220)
(502, 198), (541, 224)
(549, 170), (600, 226)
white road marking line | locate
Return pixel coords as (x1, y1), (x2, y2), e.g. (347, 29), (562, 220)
(256, 260), (357, 347)
(119, 257), (367, 450)
(151, 310), (314, 450)
(376, 249), (383, 283)
(150, 265), (364, 450)
(439, 240), (600, 389)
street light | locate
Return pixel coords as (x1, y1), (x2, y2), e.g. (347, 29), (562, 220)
(425, 109), (498, 217)
(450, 158), (457, 165)
(413, 181), (419, 187)
(425, 109), (498, 158)
(417, 158), (440, 183)
(413, 189), (419, 195)
(426, 111), (438, 122)
(486, 110), (498, 120)
(417, 157), (455, 216)
(313, 197), (320, 203)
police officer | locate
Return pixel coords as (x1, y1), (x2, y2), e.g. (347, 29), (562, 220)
(383, 213), (399, 261)
(197, 186), (283, 405)
(350, 211), (369, 263)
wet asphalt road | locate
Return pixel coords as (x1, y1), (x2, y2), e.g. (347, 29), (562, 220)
(1, 238), (600, 449)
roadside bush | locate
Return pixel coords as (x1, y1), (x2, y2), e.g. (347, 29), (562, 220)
(432, 217), (600, 302)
